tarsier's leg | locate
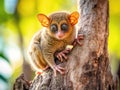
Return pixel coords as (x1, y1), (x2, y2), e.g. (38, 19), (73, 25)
(29, 45), (49, 75)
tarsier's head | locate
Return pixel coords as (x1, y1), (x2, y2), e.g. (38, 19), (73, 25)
(37, 11), (79, 40)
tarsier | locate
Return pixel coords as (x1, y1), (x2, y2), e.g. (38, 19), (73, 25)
(28, 11), (83, 76)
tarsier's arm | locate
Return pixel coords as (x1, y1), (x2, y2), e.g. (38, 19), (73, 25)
(55, 34), (84, 62)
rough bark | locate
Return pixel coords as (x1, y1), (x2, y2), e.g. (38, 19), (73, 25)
(13, 74), (30, 90)
(13, 0), (118, 90)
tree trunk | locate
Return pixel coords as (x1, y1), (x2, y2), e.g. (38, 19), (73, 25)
(13, 0), (119, 90)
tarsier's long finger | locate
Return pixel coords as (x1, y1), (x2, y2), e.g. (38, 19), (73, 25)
(56, 68), (65, 75)
(78, 34), (84, 40)
(61, 53), (68, 60)
(57, 65), (65, 71)
(57, 54), (62, 62)
(56, 55), (60, 60)
(53, 65), (65, 76)
(72, 39), (77, 46)
(53, 69), (57, 77)
(63, 49), (71, 54)
(58, 54), (63, 62)
(78, 34), (84, 38)
(77, 39), (83, 46)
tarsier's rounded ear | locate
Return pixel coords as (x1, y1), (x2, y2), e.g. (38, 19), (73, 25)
(69, 11), (80, 25)
(37, 14), (50, 27)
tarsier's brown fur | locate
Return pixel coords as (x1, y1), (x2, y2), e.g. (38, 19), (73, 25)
(28, 11), (82, 76)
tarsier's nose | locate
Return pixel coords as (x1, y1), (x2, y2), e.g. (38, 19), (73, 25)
(57, 31), (64, 38)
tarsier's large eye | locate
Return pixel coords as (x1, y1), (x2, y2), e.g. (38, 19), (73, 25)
(50, 24), (58, 33)
(61, 23), (69, 32)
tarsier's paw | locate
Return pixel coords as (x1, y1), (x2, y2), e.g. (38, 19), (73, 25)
(73, 34), (84, 46)
(53, 65), (65, 76)
(55, 49), (71, 62)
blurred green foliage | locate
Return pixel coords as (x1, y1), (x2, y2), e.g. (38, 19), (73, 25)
(109, 0), (120, 76)
(109, 0), (120, 56)
(0, 0), (120, 89)
(0, 52), (10, 83)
